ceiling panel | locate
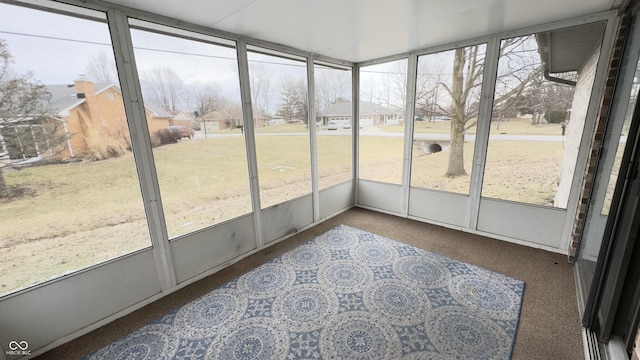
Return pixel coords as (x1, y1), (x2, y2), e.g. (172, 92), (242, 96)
(104, 0), (617, 62)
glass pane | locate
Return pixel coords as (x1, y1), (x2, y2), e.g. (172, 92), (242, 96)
(359, 59), (407, 184)
(483, 23), (605, 207)
(316, 64), (352, 189)
(602, 82), (637, 215)
(130, 22), (250, 239)
(0, 4), (150, 296)
(411, 45), (486, 193)
(247, 49), (311, 208)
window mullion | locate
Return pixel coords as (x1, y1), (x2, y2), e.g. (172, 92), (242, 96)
(107, 8), (176, 291)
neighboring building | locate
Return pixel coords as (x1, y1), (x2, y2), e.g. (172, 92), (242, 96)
(168, 110), (195, 128)
(535, 23), (605, 209)
(318, 101), (401, 127)
(199, 106), (270, 132)
(0, 78), (173, 161)
(201, 107), (244, 132)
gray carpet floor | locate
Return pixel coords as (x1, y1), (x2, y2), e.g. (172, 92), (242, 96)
(36, 207), (584, 359)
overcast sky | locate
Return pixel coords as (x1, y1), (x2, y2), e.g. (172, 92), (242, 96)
(0, 3), (282, 85)
(0, 3), (115, 84)
(0, 1), (455, 112)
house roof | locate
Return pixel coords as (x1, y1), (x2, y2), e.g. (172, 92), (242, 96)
(202, 107), (247, 121)
(41, 82), (173, 119)
(144, 103), (173, 118)
(42, 82), (112, 117)
(169, 111), (194, 121)
(320, 101), (393, 117)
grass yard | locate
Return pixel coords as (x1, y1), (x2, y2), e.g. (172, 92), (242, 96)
(1, 131), (565, 296)
(206, 123), (310, 134)
(384, 117), (567, 136)
(360, 136), (564, 205)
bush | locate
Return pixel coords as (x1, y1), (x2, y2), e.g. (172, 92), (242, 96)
(154, 128), (179, 146)
(84, 128), (127, 161)
(546, 111), (567, 124)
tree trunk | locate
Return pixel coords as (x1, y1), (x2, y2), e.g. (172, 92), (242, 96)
(446, 48), (468, 178)
(0, 171), (8, 198)
(446, 115), (467, 177)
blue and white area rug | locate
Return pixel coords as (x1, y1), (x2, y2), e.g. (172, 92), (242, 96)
(83, 225), (525, 359)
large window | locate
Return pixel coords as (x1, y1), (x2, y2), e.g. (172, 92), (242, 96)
(359, 59), (407, 184)
(411, 45), (486, 194)
(0, 4), (150, 296)
(482, 23), (605, 207)
(601, 78), (638, 216)
(315, 63), (353, 189)
(247, 48), (311, 208)
(130, 21), (251, 239)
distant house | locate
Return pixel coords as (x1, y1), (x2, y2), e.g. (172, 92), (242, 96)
(199, 106), (269, 132)
(168, 110), (194, 128)
(201, 107), (243, 132)
(318, 101), (402, 127)
(0, 78), (172, 161)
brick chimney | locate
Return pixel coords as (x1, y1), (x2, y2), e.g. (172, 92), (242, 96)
(74, 75), (96, 98)
(74, 76), (100, 126)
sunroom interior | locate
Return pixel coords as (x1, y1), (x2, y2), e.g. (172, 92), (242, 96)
(1, 0), (640, 359)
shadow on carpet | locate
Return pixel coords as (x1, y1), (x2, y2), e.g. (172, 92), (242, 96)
(82, 224), (525, 359)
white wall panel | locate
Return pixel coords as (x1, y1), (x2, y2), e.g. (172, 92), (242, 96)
(357, 180), (403, 214)
(262, 195), (314, 244)
(170, 215), (257, 284)
(408, 188), (468, 227)
(477, 198), (566, 249)
(0, 250), (160, 354)
(319, 182), (354, 220)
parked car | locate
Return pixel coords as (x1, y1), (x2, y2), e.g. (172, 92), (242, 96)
(327, 120), (339, 130)
(168, 125), (194, 139)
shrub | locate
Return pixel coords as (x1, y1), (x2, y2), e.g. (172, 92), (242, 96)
(546, 110), (567, 124)
(154, 128), (179, 146)
(84, 128), (127, 161)
(150, 134), (161, 147)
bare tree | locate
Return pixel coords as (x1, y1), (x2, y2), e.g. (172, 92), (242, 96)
(443, 46), (485, 177)
(415, 59), (448, 120)
(360, 61), (407, 109)
(315, 68), (351, 111)
(512, 78), (575, 124)
(491, 38), (544, 120)
(360, 76), (378, 103)
(249, 62), (272, 122)
(189, 83), (230, 116)
(84, 52), (117, 84)
(140, 67), (186, 112)
(442, 37), (543, 177)
(385, 61), (408, 110)
(0, 41), (69, 197)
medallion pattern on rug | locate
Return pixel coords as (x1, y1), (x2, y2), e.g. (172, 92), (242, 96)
(83, 225), (524, 359)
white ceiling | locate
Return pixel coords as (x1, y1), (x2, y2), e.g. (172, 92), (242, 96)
(106, 0), (619, 63)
